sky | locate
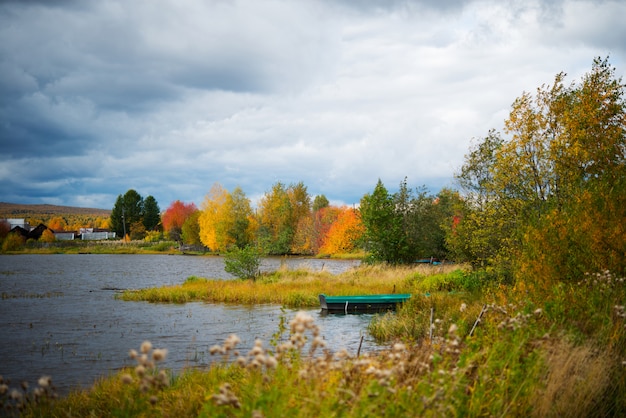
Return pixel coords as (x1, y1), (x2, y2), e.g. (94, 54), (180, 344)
(1, 0), (624, 210)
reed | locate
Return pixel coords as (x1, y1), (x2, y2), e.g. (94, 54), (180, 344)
(117, 264), (468, 307)
(16, 267), (626, 417)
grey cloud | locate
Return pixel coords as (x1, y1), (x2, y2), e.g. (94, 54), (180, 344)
(0, 0), (623, 209)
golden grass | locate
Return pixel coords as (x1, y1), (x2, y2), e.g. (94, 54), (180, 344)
(119, 263), (464, 308)
(532, 338), (613, 418)
(16, 267), (626, 417)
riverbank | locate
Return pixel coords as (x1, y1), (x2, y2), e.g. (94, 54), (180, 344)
(1, 240), (366, 259)
(12, 266), (626, 417)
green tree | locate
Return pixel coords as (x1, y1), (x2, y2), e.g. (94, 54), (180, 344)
(110, 190), (144, 238)
(257, 182), (294, 255)
(223, 245), (261, 280)
(142, 195), (161, 231)
(288, 182), (312, 254)
(359, 179), (406, 264)
(312, 194), (329, 212)
(228, 187), (255, 249)
(452, 132), (509, 269)
(181, 210), (202, 246)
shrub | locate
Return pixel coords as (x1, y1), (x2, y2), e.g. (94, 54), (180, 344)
(2, 233), (25, 252)
(223, 245), (261, 280)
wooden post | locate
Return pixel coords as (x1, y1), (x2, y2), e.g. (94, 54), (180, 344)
(357, 335), (364, 357)
(429, 307), (434, 343)
(469, 304), (487, 337)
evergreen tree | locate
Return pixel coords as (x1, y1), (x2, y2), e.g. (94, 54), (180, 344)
(110, 189), (144, 237)
(142, 195), (161, 231)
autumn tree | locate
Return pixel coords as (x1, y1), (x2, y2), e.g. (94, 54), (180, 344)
(288, 182), (312, 254)
(198, 184), (255, 252)
(181, 210), (202, 246)
(0, 220), (10, 240)
(452, 56), (626, 283)
(130, 221), (146, 240)
(47, 216), (67, 231)
(319, 206), (364, 255)
(256, 181), (311, 255)
(311, 205), (342, 254)
(162, 200), (198, 242)
(40, 228), (56, 243)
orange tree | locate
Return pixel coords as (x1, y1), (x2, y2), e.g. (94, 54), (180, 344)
(162, 200), (198, 242)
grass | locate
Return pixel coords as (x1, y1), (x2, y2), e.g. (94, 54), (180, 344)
(2, 240), (185, 255)
(10, 267), (626, 417)
(118, 263), (463, 307)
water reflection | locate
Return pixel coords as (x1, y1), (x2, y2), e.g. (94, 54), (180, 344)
(0, 254), (376, 394)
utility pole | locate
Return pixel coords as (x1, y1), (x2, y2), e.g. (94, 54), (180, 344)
(122, 206), (127, 241)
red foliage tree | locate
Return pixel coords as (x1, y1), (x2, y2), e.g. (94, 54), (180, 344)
(162, 200), (198, 241)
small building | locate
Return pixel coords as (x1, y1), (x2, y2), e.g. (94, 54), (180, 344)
(54, 231), (76, 241)
(2, 218), (31, 230)
(82, 231), (116, 240)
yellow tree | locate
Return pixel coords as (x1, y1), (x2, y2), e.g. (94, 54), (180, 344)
(40, 229), (56, 243)
(199, 183), (233, 251)
(48, 216), (67, 231)
(199, 184), (255, 252)
(256, 182), (293, 254)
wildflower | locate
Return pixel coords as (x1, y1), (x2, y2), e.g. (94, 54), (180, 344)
(158, 370), (169, 386)
(149, 395), (158, 405)
(210, 345), (224, 355)
(224, 334), (241, 350)
(135, 365), (146, 377)
(460, 303), (467, 312)
(121, 374), (134, 384)
(392, 343), (406, 352)
(141, 341), (152, 354)
(129, 349), (138, 359)
(249, 346), (263, 356)
(0, 383), (8, 395)
(9, 389), (22, 400)
(534, 308), (543, 315)
(312, 336), (326, 349)
(448, 324), (458, 334)
(152, 348), (168, 362)
(265, 355), (278, 369)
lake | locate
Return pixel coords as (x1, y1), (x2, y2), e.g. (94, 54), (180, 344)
(0, 254), (380, 394)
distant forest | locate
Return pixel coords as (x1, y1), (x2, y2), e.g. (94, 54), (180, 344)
(0, 202), (112, 232)
(0, 202), (111, 217)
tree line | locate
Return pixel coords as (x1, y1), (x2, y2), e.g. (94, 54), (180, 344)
(5, 56), (624, 285)
(107, 56), (626, 283)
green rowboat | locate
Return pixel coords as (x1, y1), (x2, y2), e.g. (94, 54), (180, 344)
(319, 293), (411, 313)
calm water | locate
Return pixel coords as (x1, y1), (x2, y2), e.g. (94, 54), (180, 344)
(0, 254), (378, 394)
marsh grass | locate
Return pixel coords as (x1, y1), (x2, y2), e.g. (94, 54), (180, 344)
(118, 263), (465, 308)
(19, 267), (626, 417)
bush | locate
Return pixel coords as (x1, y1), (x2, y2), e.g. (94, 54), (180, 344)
(1, 233), (25, 252)
(223, 245), (261, 280)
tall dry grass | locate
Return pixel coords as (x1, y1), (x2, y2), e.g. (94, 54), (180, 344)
(118, 263), (466, 307)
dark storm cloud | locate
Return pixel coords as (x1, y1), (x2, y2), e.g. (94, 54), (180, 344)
(0, 0), (624, 209)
